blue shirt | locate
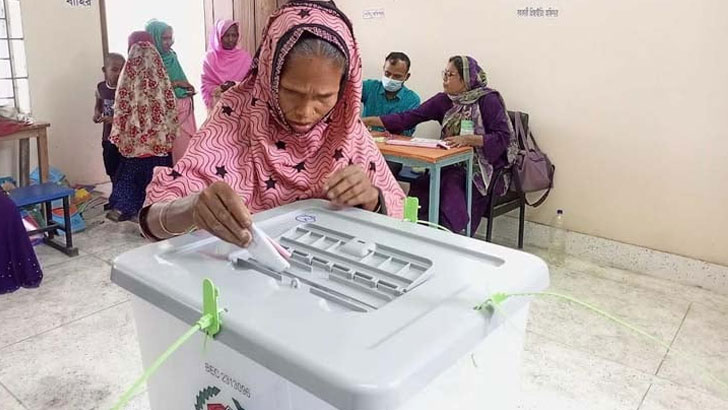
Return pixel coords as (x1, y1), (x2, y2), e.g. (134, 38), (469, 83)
(361, 79), (420, 136)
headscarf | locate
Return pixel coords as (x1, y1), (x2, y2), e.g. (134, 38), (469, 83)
(109, 42), (179, 158)
(145, 20), (189, 99)
(145, 1), (405, 217)
(201, 19), (253, 109)
(128, 31), (153, 51)
(442, 56), (518, 196)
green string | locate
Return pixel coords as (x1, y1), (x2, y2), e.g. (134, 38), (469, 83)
(416, 220), (452, 233)
(111, 316), (210, 410)
(476, 291), (728, 392)
(110, 288), (727, 410)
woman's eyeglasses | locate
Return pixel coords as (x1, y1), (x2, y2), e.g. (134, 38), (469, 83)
(442, 71), (457, 81)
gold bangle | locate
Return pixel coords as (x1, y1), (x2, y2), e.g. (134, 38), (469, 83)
(159, 201), (188, 237)
(372, 190), (382, 213)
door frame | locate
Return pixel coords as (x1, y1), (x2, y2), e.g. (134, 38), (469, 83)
(99, 0), (109, 57)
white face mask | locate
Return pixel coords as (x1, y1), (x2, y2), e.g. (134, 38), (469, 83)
(382, 75), (404, 93)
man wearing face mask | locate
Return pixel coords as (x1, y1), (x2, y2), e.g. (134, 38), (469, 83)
(362, 52), (421, 137)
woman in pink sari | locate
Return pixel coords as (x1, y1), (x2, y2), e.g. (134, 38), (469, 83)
(138, 1), (405, 247)
(201, 19), (252, 111)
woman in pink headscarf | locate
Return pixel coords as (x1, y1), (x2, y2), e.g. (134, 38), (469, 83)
(201, 19), (252, 111)
(138, 1), (405, 247)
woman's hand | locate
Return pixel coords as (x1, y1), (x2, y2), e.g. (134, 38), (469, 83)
(173, 81), (196, 93)
(362, 116), (384, 129)
(191, 181), (252, 247)
(93, 113), (113, 124)
(444, 135), (483, 148)
(323, 165), (380, 211)
(210, 87), (224, 108)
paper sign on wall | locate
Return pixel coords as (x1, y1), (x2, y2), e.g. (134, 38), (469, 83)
(363, 8), (385, 20)
(517, 7), (560, 18)
(66, 0), (93, 6)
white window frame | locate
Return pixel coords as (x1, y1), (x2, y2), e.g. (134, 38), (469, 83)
(0, 0), (30, 113)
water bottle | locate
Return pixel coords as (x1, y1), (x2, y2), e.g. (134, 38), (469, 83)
(547, 209), (566, 266)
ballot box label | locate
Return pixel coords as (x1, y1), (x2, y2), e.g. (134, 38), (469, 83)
(198, 359), (289, 410)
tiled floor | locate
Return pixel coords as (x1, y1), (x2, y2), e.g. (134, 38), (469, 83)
(1, 218), (726, 410)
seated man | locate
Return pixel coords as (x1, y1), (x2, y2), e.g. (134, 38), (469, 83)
(362, 52), (421, 176)
(362, 51), (420, 136)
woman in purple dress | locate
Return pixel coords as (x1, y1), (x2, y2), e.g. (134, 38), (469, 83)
(363, 56), (517, 234)
(0, 191), (43, 294)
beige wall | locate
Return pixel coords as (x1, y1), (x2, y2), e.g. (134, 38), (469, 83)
(10, 0), (106, 185)
(104, 0), (207, 126)
(337, 0), (728, 266)
(3, 1), (726, 267)
(0, 1), (208, 185)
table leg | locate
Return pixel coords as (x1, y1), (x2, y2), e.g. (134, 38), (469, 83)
(45, 200), (54, 240)
(63, 196), (73, 249)
(44, 196), (79, 257)
(466, 154), (473, 237)
(19, 138), (30, 186)
(429, 164), (441, 226)
(37, 130), (50, 184)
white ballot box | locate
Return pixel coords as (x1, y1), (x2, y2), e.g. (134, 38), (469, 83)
(112, 200), (549, 410)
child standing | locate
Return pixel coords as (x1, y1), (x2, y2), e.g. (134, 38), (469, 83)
(94, 53), (126, 189)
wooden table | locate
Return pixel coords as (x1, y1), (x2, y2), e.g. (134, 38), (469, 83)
(377, 140), (474, 235)
(1, 122), (50, 186)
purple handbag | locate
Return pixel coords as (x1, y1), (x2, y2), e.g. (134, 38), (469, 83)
(512, 111), (555, 207)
